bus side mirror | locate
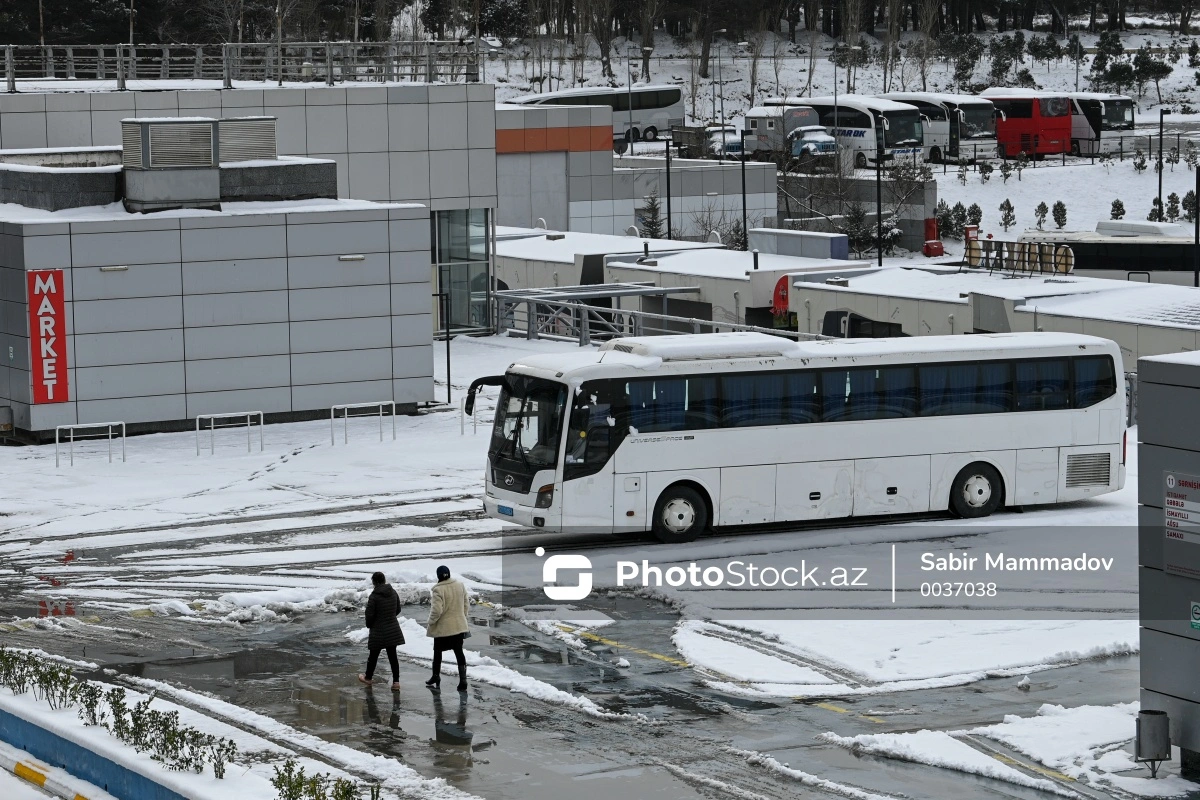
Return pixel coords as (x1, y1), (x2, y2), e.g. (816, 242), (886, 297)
(996, 110), (1007, 122)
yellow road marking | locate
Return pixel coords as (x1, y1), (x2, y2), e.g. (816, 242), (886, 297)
(860, 715), (887, 724)
(14, 762), (47, 787)
(989, 752), (1074, 782)
(814, 702), (849, 713)
(556, 624), (690, 668)
(130, 609), (155, 618)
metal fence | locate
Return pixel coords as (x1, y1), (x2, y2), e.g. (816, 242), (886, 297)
(496, 296), (827, 345)
(3, 41), (480, 91)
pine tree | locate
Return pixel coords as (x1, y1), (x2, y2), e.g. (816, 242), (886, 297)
(1186, 141), (1199, 170)
(979, 162), (994, 183)
(639, 189), (664, 238)
(957, 161), (969, 186)
(967, 203), (983, 227)
(1167, 147), (1181, 172)
(1052, 200), (1067, 229)
(999, 199), (1016, 231)
(1133, 149), (1148, 174)
(1184, 190), (1198, 223)
(1015, 151), (1030, 180)
(936, 200), (954, 238)
(951, 202), (968, 239)
(1167, 192), (1181, 222)
(1034, 201), (1049, 230)
(1000, 159), (1014, 183)
(1111, 199), (1126, 220)
(1147, 198), (1165, 221)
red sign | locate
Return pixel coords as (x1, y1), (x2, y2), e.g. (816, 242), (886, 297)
(27, 270), (68, 404)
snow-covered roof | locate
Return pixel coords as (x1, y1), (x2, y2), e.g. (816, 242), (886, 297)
(880, 92), (995, 108)
(0, 197), (424, 224)
(981, 87), (1070, 99)
(609, 248), (872, 281)
(121, 116), (218, 123)
(802, 96), (921, 113)
(494, 226), (722, 264)
(792, 266), (1123, 303)
(1068, 92), (1134, 101)
(509, 84), (681, 103)
(508, 331), (1118, 382)
(1018, 283), (1200, 330)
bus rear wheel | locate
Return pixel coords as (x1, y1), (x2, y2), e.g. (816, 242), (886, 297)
(642, 126), (658, 141)
(1070, 140), (1081, 157)
(949, 463), (1004, 519)
(652, 485), (708, 543)
(626, 128), (641, 144)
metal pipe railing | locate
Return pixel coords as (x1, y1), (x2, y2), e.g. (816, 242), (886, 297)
(4, 41), (479, 91)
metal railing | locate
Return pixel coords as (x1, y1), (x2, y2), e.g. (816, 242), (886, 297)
(330, 401), (397, 445)
(55, 421), (125, 467)
(496, 296), (827, 345)
(195, 411), (264, 456)
(3, 41), (480, 91)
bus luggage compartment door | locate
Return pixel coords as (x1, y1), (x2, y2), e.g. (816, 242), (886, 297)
(613, 472), (648, 531)
(853, 456), (931, 516)
(719, 465), (777, 526)
(776, 460), (854, 522)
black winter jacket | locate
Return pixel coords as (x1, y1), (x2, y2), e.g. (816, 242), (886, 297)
(365, 583), (405, 650)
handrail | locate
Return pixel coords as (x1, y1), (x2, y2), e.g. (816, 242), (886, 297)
(330, 401), (397, 445)
(3, 40), (480, 90)
(55, 421), (125, 467)
(195, 411), (264, 456)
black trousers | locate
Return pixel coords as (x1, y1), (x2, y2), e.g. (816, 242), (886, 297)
(366, 645), (399, 681)
(432, 635), (466, 678)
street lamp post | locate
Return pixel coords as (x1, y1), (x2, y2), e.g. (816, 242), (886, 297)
(1158, 108), (1167, 217)
(665, 139), (673, 240)
(714, 29), (728, 162)
(626, 46), (636, 145)
(876, 136), (884, 268)
(740, 131), (751, 247)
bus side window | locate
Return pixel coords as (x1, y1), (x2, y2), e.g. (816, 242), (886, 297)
(1073, 356), (1116, 407)
(1015, 359), (1069, 411)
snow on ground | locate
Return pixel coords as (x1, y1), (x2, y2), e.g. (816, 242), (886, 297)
(0, 770), (54, 800)
(822, 702), (1196, 798)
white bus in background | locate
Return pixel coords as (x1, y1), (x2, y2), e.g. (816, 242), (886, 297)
(767, 96), (924, 168)
(879, 92), (998, 162)
(1068, 92), (1135, 156)
(508, 84), (685, 143)
(469, 332), (1125, 542)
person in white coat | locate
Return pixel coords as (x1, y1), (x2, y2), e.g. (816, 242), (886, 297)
(425, 565), (470, 692)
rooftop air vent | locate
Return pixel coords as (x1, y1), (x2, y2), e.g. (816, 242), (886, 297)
(219, 117), (278, 163)
(545, 233), (565, 241)
(121, 118), (218, 170)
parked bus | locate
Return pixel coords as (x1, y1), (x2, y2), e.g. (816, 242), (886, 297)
(1068, 92), (1135, 156)
(469, 332), (1124, 542)
(509, 84), (685, 143)
(879, 92), (998, 162)
(765, 96), (923, 169)
(980, 88), (1072, 158)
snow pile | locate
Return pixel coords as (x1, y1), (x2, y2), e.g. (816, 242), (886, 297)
(819, 730), (1070, 796)
(729, 748), (902, 800)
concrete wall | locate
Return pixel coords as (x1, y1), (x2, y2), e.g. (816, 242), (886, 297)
(1139, 353), (1200, 765)
(0, 205), (433, 434)
(219, 160), (338, 202)
(618, 155), (777, 240)
(0, 165), (122, 211)
(0, 84), (497, 211)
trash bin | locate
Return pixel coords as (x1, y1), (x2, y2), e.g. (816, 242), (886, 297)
(1137, 710), (1171, 762)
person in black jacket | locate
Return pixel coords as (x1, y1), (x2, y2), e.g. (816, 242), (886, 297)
(358, 572), (405, 690)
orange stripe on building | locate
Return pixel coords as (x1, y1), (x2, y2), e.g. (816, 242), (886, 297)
(497, 125), (612, 154)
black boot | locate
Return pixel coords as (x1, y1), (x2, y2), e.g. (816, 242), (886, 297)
(456, 664), (467, 692)
(426, 675), (440, 691)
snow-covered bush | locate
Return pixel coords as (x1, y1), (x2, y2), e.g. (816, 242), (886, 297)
(1053, 201), (1067, 229)
(1111, 199), (1126, 220)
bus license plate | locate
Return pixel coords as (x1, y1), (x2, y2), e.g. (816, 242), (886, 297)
(497, 505), (514, 516)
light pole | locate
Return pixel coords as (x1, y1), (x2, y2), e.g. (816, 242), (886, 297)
(876, 135), (884, 267)
(626, 45), (636, 145)
(740, 131), (751, 248)
(832, 44), (862, 173)
(714, 29), (728, 161)
(1158, 108), (1167, 218)
(1194, 163), (1199, 287)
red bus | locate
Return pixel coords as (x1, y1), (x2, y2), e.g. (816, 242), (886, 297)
(980, 88), (1072, 158)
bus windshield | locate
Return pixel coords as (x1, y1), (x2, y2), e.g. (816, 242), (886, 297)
(489, 376), (567, 470)
(959, 104), (996, 138)
(882, 110), (923, 147)
(1101, 99), (1135, 130)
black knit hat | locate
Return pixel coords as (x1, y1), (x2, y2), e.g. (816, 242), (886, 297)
(436, 565), (451, 581)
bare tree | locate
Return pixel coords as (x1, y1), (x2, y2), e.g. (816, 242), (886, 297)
(640, 0), (666, 78)
(746, 30), (768, 105)
(585, 0), (617, 80)
(199, 0), (245, 42)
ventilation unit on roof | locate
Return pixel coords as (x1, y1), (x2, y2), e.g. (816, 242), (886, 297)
(121, 118), (220, 213)
(219, 117), (278, 163)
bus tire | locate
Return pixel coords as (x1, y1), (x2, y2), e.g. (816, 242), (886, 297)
(855, 152), (868, 169)
(929, 146), (942, 163)
(1071, 140), (1081, 157)
(652, 485), (708, 543)
(643, 126), (658, 141)
(627, 127), (641, 144)
(949, 463), (1004, 519)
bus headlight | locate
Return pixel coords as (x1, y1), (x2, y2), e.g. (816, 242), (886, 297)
(535, 484), (555, 509)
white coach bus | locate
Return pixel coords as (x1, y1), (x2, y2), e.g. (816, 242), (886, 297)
(880, 92), (998, 162)
(767, 96), (924, 168)
(468, 332), (1125, 543)
(509, 84), (685, 143)
(1068, 92), (1135, 156)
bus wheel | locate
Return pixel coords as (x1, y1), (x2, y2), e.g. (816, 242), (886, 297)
(653, 485), (708, 543)
(929, 146), (942, 163)
(855, 152), (868, 169)
(950, 463), (1003, 519)
(643, 126), (658, 141)
(627, 128), (641, 144)
(1070, 140), (1081, 157)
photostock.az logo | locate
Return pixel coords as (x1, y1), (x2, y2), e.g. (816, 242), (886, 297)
(535, 547), (592, 601)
